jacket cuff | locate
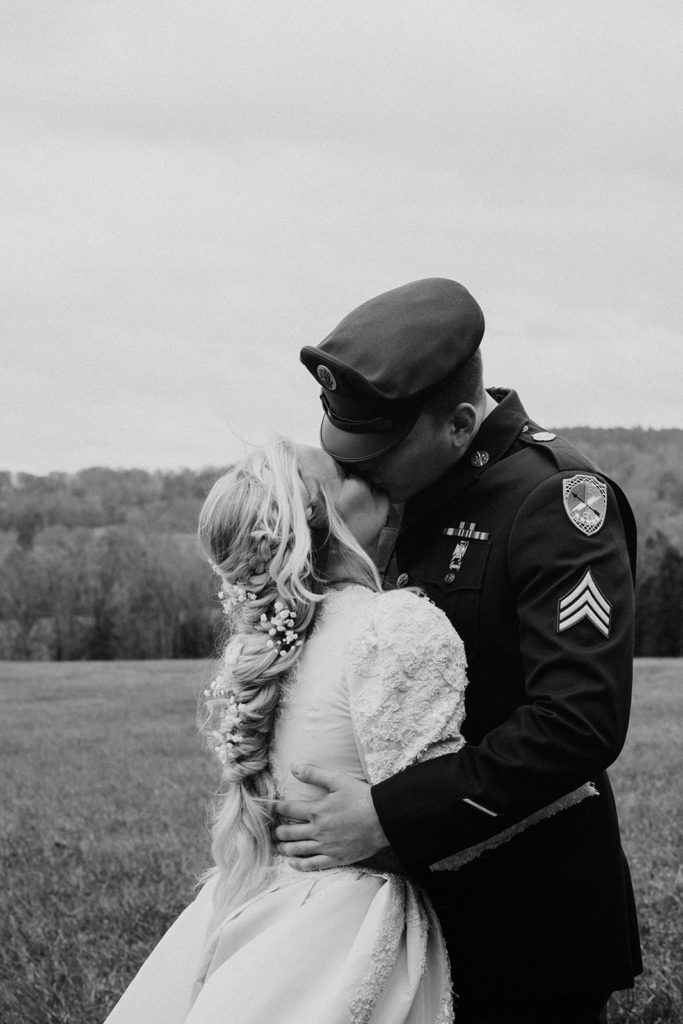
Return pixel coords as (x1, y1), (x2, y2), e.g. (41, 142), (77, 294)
(371, 755), (509, 872)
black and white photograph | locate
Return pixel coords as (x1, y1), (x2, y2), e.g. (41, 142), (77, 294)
(1, 3), (681, 1022)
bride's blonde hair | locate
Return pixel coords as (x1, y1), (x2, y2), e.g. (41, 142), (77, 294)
(197, 438), (381, 915)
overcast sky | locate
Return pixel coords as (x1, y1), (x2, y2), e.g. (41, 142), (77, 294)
(2, 1), (681, 474)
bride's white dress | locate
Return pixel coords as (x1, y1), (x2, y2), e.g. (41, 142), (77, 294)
(104, 586), (468, 1024)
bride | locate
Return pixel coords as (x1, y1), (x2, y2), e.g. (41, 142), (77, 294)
(104, 439), (592, 1024)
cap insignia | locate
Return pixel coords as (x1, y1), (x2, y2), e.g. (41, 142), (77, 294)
(316, 364), (337, 390)
(562, 475), (607, 536)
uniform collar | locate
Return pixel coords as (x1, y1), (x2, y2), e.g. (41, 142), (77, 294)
(402, 388), (532, 528)
(470, 387), (532, 466)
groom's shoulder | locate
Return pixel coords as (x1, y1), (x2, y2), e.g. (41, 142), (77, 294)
(487, 428), (635, 532)
(505, 429), (637, 569)
(483, 428), (603, 500)
(517, 429), (600, 477)
(505, 428), (632, 513)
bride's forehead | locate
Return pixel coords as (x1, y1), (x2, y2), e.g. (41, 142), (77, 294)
(294, 444), (339, 483)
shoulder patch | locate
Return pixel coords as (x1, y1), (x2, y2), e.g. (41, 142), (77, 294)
(562, 474), (607, 535)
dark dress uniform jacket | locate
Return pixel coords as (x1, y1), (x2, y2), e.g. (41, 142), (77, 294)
(372, 389), (642, 1004)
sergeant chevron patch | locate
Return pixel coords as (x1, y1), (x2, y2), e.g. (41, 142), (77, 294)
(557, 569), (611, 638)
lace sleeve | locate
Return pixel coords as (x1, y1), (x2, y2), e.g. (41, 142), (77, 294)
(347, 590), (597, 870)
(346, 589), (468, 785)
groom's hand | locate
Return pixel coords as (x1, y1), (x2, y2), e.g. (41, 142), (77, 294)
(272, 765), (389, 871)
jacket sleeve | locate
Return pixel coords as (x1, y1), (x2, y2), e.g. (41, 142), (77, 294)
(371, 471), (635, 871)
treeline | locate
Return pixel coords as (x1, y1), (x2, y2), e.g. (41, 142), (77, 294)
(0, 467), (225, 661)
(0, 525), (222, 661)
(1, 427), (682, 659)
(0, 467), (220, 546)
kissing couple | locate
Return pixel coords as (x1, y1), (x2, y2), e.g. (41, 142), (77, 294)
(105, 279), (641, 1024)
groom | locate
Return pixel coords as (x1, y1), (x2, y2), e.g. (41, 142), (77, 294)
(274, 279), (642, 1024)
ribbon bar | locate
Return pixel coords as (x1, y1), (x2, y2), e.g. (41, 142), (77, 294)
(443, 522), (490, 542)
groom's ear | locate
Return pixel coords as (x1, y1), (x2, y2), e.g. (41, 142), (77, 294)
(448, 403), (479, 451)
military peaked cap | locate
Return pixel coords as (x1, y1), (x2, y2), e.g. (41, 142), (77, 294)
(300, 277), (485, 462)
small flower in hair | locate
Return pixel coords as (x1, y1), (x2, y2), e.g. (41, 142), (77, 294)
(217, 582), (257, 615)
(204, 676), (247, 765)
(204, 673), (227, 698)
(260, 600), (303, 657)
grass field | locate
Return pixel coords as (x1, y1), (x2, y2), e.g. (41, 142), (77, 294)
(0, 659), (681, 1024)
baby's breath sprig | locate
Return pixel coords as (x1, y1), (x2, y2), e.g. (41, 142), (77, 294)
(261, 600), (302, 657)
(203, 673), (246, 765)
(216, 581), (257, 615)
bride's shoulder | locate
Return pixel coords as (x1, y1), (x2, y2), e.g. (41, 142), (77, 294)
(320, 583), (376, 619)
(345, 587), (465, 687)
(348, 586), (460, 655)
(321, 584), (457, 650)
(363, 586), (451, 631)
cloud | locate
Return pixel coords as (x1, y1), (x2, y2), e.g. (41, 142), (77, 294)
(2, 1), (681, 471)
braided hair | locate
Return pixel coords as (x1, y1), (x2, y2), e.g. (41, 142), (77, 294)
(197, 439), (380, 915)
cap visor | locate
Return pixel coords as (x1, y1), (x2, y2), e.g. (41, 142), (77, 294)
(320, 415), (416, 464)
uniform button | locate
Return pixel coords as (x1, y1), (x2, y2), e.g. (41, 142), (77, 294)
(396, 573), (409, 588)
(531, 431), (556, 442)
(471, 450), (489, 468)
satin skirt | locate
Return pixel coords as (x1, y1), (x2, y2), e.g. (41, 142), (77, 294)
(104, 865), (453, 1024)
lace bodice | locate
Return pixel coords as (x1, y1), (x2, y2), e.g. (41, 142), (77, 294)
(270, 586), (468, 802)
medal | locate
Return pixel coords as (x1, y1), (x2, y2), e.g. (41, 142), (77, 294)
(441, 522), (489, 583)
(444, 540), (470, 582)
